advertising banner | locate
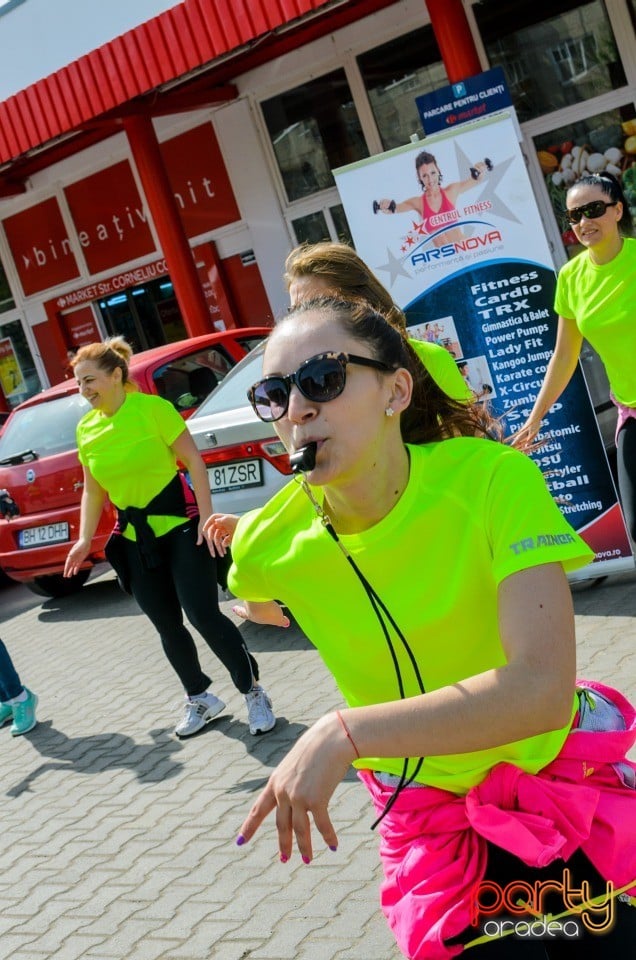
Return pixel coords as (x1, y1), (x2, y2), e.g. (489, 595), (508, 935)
(333, 112), (632, 576)
(0, 336), (24, 400)
(416, 66), (511, 136)
(1, 197), (81, 296)
(64, 160), (156, 275)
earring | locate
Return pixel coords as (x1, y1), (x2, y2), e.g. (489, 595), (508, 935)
(385, 406), (395, 417)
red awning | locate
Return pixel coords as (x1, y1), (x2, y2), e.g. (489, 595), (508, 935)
(0, 0), (343, 167)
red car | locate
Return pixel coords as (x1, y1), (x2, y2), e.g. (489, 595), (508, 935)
(0, 329), (269, 597)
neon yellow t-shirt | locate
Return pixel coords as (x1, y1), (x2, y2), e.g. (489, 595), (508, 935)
(229, 438), (593, 794)
(408, 337), (472, 402)
(77, 391), (188, 540)
(554, 236), (636, 406)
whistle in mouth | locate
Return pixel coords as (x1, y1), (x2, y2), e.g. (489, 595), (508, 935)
(290, 442), (317, 474)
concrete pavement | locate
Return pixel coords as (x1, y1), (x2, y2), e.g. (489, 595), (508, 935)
(1, 565), (635, 960)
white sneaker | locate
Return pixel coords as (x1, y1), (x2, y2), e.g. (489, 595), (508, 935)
(175, 692), (225, 738)
(245, 685), (276, 735)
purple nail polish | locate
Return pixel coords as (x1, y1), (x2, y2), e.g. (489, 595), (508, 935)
(236, 835), (246, 846)
(280, 853), (289, 863)
(329, 845), (338, 852)
(302, 855), (311, 864)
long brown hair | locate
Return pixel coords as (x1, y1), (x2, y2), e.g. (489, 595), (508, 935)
(284, 242), (407, 332)
(277, 298), (502, 444)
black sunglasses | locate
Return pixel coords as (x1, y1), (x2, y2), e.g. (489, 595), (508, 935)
(248, 351), (394, 422)
(565, 200), (617, 224)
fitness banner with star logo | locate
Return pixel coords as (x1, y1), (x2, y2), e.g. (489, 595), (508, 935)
(333, 111), (633, 576)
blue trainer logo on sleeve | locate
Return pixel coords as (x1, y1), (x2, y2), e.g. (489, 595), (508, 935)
(509, 533), (576, 555)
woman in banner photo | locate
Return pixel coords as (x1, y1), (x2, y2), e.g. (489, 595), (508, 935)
(374, 150), (491, 246)
(515, 172), (636, 546)
(207, 297), (636, 959)
(63, 337), (276, 739)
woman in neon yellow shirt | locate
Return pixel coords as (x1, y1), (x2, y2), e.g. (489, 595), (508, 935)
(63, 337), (275, 740)
(207, 299), (636, 957)
(516, 172), (636, 546)
(226, 241), (473, 629)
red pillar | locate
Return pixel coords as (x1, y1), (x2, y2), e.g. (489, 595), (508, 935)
(425, 0), (482, 84)
(124, 115), (210, 338)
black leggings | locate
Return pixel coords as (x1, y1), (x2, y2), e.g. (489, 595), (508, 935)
(455, 844), (636, 957)
(123, 520), (258, 697)
(617, 417), (636, 544)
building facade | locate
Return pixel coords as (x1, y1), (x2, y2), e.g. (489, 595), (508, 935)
(0, 0), (634, 416)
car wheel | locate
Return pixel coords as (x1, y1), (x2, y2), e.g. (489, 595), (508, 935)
(27, 570), (91, 598)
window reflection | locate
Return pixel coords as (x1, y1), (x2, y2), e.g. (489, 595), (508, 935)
(291, 212), (330, 246)
(474, 0), (626, 123)
(330, 205), (353, 245)
(0, 258), (15, 313)
(357, 27), (446, 149)
(261, 70), (368, 202)
(0, 319), (41, 407)
(533, 104), (636, 256)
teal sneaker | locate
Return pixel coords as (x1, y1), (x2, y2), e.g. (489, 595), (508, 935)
(10, 689), (38, 736)
(0, 701), (13, 727)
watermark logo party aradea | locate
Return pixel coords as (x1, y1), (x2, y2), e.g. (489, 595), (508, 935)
(468, 868), (628, 944)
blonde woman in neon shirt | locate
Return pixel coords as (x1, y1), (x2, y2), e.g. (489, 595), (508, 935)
(63, 337), (275, 739)
(206, 298), (636, 959)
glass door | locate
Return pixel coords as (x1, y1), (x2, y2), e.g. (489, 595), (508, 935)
(96, 277), (188, 351)
(287, 192), (354, 246)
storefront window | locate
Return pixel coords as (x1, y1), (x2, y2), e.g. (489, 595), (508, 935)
(291, 212), (331, 245)
(357, 26), (446, 150)
(261, 70), (368, 202)
(330, 204), (353, 245)
(291, 203), (353, 246)
(96, 278), (187, 352)
(0, 318), (41, 408)
(474, 1), (626, 123)
(0, 258), (15, 313)
(533, 104), (636, 257)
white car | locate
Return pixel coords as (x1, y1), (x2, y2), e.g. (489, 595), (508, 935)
(187, 344), (293, 515)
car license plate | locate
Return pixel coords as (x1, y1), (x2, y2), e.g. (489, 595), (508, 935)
(208, 459), (263, 494)
(18, 521), (70, 548)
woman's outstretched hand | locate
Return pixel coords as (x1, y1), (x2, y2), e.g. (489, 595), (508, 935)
(64, 538), (91, 578)
(510, 418), (542, 452)
(236, 712), (355, 863)
(203, 512), (239, 556)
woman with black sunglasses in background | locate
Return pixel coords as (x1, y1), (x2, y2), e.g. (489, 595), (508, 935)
(207, 297), (636, 958)
(515, 172), (636, 545)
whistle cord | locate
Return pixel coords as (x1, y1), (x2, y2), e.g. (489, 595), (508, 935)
(297, 477), (426, 828)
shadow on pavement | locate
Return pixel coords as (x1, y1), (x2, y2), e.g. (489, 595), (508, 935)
(570, 570), (636, 618)
(5, 721), (184, 797)
(37, 577), (141, 622)
(235, 616), (315, 653)
(182, 710), (310, 763)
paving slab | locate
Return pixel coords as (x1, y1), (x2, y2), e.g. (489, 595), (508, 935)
(1, 564), (635, 960)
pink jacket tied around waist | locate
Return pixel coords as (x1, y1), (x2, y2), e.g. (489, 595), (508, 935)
(359, 680), (636, 959)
